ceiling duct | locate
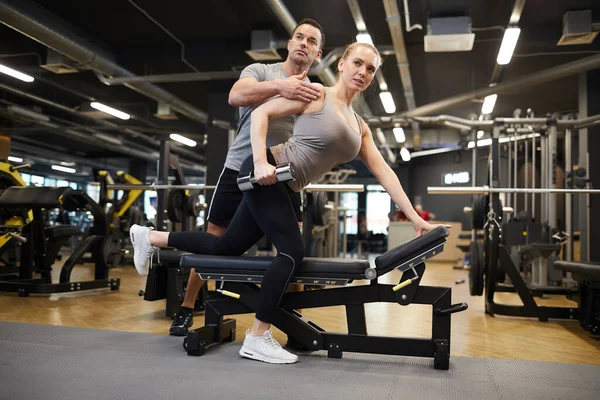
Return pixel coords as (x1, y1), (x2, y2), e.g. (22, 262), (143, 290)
(0, 0), (229, 129)
(424, 16), (475, 52)
(245, 30), (283, 61)
(154, 103), (178, 120)
(557, 10), (598, 46)
(40, 48), (79, 74)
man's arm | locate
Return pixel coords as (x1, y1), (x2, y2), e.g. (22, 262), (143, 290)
(229, 71), (321, 107)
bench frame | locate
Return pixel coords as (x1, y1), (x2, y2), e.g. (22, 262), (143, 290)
(181, 262), (462, 370)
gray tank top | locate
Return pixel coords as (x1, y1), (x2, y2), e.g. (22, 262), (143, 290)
(270, 88), (362, 191)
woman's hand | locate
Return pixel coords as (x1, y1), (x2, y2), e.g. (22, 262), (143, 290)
(253, 161), (277, 186)
(412, 218), (452, 237)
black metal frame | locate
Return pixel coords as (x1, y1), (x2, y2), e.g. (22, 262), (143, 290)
(0, 189), (120, 296)
(482, 126), (578, 321)
(156, 141), (191, 231)
(143, 257), (207, 318)
(183, 262), (465, 370)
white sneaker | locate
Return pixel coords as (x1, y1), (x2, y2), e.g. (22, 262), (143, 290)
(129, 224), (159, 276)
(239, 329), (298, 364)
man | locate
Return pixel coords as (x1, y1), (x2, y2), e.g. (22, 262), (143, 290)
(169, 18), (325, 336)
(415, 204), (435, 222)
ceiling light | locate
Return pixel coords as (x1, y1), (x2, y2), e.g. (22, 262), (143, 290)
(52, 165), (76, 174)
(90, 102), (130, 120)
(170, 134), (197, 147)
(375, 128), (387, 145)
(481, 94), (497, 115)
(0, 63), (34, 82)
(356, 33), (374, 46)
(8, 156), (23, 163)
(411, 147), (459, 158)
(379, 92), (396, 114)
(400, 147), (411, 162)
(477, 130), (484, 139)
(393, 127), (405, 143)
(497, 27), (521, 65)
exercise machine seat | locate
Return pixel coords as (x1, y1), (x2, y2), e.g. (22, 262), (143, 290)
(554, 261), (600, 279)
(45, 225), (81, 240)
(520, 243), (561, 259)
(0, 186), (72, 208)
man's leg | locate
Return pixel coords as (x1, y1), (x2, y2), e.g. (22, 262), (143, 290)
(179, 222), (227, 309)
(169, 167), (243, 336)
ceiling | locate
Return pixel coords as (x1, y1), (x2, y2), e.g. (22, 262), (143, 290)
(1, 0), (599, 180)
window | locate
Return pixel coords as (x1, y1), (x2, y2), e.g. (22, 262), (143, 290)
(30, 175), (44, 186)
(144, 192), (158, 222)
(44, 178), (56, 187)
(340, 192), (358, 234)
(86, 184), (100, 203)
(366, 187), (390, 235)
(20, 173), (31, 185)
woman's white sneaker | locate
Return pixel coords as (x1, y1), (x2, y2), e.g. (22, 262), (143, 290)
(239, 329), (298, 364)
(129, 224), (158, 276)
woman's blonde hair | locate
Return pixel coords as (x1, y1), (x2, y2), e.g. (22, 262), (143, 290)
(340, 42), (382, 68)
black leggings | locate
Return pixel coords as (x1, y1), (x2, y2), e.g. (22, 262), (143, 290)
(168, 152), (304, 323)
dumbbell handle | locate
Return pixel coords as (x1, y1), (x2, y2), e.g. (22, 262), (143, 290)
(237, 163), (296, 191)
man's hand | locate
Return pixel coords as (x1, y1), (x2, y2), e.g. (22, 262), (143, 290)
(277, 71), (321, 102)
(253, 161), (277, 186)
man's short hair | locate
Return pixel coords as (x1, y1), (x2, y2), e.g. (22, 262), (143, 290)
(292, 18), (326, 49)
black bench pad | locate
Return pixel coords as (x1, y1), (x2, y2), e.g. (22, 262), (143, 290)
(374, 226), (449, 275)
(521, 243), (561, 258)
(554, 261), (600, 279)
(45, 225), (81, 240)
(181, 255), (370, 279)
(0, 187), (72, 208)
(159, 250), (192, 264)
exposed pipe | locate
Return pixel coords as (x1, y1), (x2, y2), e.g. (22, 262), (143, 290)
(382, 0), (421, 146)
(10, 140), (127, 172)
(0, 0), (229, 129)
(402, 0), (423, 32)
(100, 45), (398, 86)
(401, 53), (600, 117)
(104, 70), (241, 85)
(0, 81), (205, 162)
(11, 140), (205, 175)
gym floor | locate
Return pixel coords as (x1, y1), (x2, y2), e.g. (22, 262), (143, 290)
(1, 258), (598, 366)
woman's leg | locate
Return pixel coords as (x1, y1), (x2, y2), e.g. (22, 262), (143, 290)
(132, 199), (264, 276)
(167, 199), (264, 256)
(243, 183), (305, 330)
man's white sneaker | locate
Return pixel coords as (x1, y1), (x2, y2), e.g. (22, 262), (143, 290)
(129, 224), (159, 276)
(239, 329), (298, 364)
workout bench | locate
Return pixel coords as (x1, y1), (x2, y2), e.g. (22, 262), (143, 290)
(554, 261), (600, 336)
(159, 226), (467, 370)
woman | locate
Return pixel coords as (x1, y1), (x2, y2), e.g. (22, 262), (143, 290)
(130, 42), (441, 365)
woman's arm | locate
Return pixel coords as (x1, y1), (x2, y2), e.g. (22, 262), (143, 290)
(357, 120), (444, 236)
(250, 87), (324, 184)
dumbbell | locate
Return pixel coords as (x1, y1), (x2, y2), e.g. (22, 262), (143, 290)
(237, 163), (296, 191)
